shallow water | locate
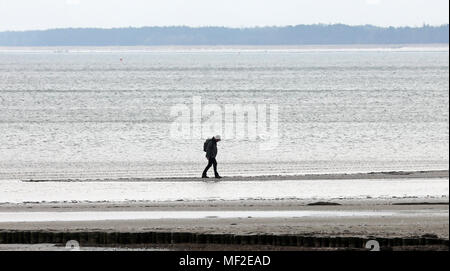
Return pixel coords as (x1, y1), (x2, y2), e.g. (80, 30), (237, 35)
(0, 46), (448, 179)
(0, 178), (447, 203)
(0, 209), (448, 223)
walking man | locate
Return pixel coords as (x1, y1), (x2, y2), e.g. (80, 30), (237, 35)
(202, 135), (222, 179)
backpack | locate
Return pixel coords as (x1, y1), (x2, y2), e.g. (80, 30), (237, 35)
(203, 138), (212, 152)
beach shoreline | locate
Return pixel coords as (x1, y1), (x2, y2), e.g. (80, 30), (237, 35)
(19, 169), (449, 182)
(0, 198), (448, 236)
(0, 200), (447, 251)
(0, 170), (448, 250)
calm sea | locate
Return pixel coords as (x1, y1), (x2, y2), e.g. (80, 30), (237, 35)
(0, 45), (448, 180)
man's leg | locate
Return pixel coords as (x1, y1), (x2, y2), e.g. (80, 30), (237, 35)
(202, 158), (213, 177)
(212, 158), (221, 178)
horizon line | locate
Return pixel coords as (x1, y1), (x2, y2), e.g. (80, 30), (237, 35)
(1, 23), (449, 33)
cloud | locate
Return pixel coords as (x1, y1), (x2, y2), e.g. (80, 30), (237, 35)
(66, 0), (81, 5)
(366, 0), (381, 5)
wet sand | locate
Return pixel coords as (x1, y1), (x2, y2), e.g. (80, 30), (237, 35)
(0, 170), (448, 250)
(21, 169), (449, 182)
(0, 198), (448, 238)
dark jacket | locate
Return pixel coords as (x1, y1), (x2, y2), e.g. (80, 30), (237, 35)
(206, 138), (218, 159)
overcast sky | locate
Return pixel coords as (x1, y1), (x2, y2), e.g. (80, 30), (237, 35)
(0, 0), (448, 31)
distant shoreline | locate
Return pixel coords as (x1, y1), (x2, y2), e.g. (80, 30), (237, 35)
(1, 24), (447, 46)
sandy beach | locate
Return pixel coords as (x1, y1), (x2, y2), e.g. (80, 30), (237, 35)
(0, 170), (448, 250)
(0, 199), (448, 237)
(0, 199), (448, 251)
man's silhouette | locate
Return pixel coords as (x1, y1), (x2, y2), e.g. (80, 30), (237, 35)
(202, 135), (222, 179)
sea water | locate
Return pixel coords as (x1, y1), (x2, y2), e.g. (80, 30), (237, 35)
(0, 45), (448, 180)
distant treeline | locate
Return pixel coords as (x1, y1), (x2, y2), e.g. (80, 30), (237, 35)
(0, 24), (448, 46)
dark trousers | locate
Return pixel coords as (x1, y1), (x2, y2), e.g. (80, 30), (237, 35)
(202, 157), (219, 176)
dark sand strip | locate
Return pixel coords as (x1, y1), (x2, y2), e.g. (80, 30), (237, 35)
(20, 169), (449, 182)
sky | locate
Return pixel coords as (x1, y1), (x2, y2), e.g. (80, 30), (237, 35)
(0, 0), (448, 31)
